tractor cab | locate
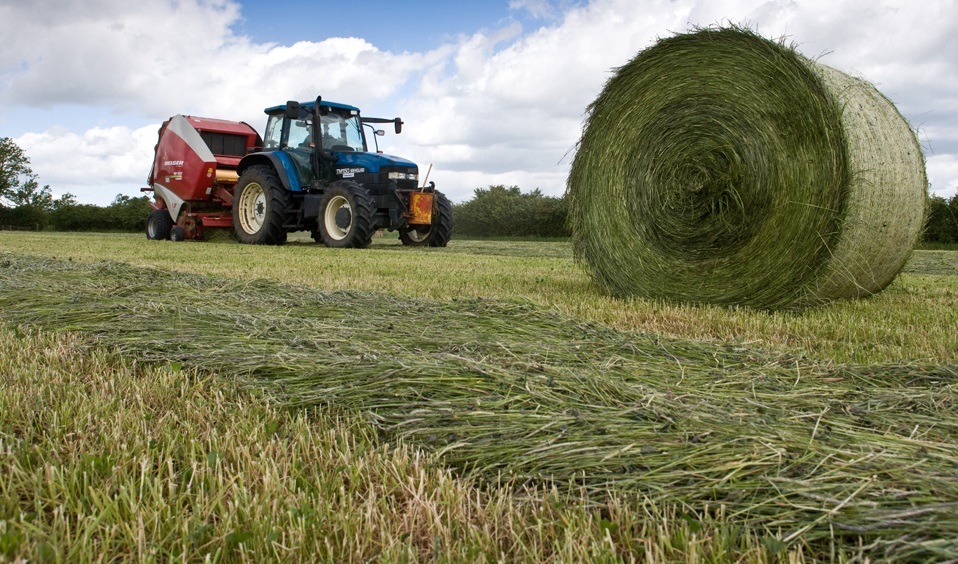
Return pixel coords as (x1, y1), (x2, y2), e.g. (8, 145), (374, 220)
(260, 98), (411, 195)
(263, 102), (365, 152)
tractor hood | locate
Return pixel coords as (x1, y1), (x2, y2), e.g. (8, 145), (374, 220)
(333, 151), (417, 174)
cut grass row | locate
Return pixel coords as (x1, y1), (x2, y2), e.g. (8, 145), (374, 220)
(1, 231), (956, 364)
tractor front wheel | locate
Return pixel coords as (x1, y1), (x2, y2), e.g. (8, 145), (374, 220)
(399, 191), (453, 247)
(233, 165), (290, 245)
(146, 209), (173, 240)
(317, 181), (376, 248)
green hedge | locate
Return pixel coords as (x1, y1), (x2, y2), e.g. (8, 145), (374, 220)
(1, 195), (152, 233)
(452, 185), (568, 238)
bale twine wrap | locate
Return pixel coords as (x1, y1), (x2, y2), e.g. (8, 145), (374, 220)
(567, 28), (926, 309)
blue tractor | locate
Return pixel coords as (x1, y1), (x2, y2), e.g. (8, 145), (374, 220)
(233, 96), (453, 248)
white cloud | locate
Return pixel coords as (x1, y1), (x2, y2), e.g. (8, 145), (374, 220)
(15, 125), (157, 202)
(0, 0), (244, 113)
(2, 0), (957, 206)
(927, 154), (958, 197)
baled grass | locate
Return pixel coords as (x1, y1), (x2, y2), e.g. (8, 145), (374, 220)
(567, 27), (926, 309)
(1, 327), (794, 562)
(1, 254), (957, 559)
(1, 231), (955, 364)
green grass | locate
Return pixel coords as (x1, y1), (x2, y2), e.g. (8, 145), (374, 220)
(1, 231), (957, 561)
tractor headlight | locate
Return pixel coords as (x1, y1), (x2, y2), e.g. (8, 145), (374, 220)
(388, 172), (418, 181)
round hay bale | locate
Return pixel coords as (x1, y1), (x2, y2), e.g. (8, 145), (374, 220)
(567, 27), (926, 309)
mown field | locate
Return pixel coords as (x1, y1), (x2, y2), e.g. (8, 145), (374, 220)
(1, 231), (957, 561)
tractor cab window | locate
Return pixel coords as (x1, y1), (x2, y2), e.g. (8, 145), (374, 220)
(320, 110), (365, 153)
(263, 114), (284, 149)
(287, 118), (312, 150)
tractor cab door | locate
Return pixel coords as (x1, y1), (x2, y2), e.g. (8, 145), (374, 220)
(277, 109), (317, 187)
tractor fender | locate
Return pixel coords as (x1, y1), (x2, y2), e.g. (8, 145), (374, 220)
(237, 152), (300, 191)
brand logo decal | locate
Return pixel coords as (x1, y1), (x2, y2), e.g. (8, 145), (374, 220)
(336, 167), (366, 178)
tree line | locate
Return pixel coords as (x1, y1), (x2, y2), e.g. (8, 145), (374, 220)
(3, 137), (957, 241)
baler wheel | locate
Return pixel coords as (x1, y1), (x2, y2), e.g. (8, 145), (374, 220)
(233, 165), (291, 245)
(317, 181), (376, 248)
(146, 209), (173, 240)
(170, 226), (186, 242)
(399, 191), (454, 247)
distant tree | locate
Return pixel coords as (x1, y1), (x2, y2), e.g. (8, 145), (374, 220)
(923, 194), (958, 243)
(106, 194), (152, 231)
(453, 185), (569, 238)
(0, 137), (37, 208)
(8, 178), (54, 210)
(52, 192), (79, 210)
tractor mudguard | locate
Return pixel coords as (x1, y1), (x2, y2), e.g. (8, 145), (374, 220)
(237, 152), (300, 192)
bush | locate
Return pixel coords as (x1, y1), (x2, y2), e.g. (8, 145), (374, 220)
(0, 205), (47, 230)
(453, 185), (569, 238)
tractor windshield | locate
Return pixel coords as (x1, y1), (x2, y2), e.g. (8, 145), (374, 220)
(320, 110), (365, 153)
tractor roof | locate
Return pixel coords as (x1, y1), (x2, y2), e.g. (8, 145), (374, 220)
(264, 100), (361, 114)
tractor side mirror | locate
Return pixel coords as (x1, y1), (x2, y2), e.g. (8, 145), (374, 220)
(285, 101), (300, 119)
(394, 118), (403, 134)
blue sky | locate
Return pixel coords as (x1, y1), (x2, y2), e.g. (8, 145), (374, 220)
(1, 0), (956, 206)
(235, 0), (539, 53)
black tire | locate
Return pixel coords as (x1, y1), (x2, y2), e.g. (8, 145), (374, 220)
(146, 209), (173, 240)
(316, 181), (376, 248)
(170, 226), (186, 242)
(233, 165), (291, 245)
(399, 191), (453, 247)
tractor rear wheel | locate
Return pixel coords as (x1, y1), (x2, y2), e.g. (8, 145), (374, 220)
(316, 181), (376, 248)
(233, 165), (290, 245)
(146, 209), (173, 240)
(399, 191), (453, 247)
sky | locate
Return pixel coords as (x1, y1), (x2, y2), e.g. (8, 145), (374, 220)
(1, 0), (956, 207)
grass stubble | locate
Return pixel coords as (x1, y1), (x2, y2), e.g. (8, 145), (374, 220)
(1, 243), (957, 561)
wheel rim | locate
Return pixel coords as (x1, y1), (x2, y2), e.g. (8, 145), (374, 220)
(405, 226), (431, 243)
(238, 182), (267, 234)
(147, 217), (159, 238)
(323, 195), (351, 240)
